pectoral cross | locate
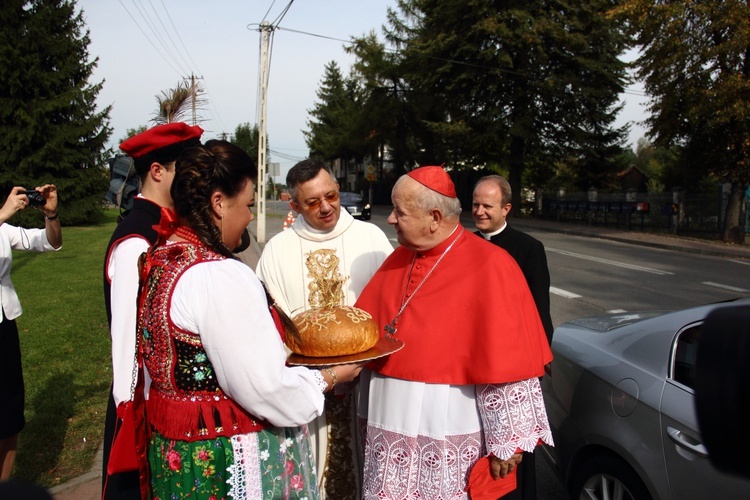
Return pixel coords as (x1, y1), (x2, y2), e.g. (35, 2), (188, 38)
(384, 322), (397, 337)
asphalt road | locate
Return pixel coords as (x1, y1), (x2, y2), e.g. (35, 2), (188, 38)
(358, 204), (748, 325)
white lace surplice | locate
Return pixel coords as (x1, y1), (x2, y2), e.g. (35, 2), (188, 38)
(359, 370), (553, 500)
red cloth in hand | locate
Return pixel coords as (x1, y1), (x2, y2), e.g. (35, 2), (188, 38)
(465, 457), (517, 499)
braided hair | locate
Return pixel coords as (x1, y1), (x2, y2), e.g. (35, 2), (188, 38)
(171, 139), (258, 258)
(171, 140), (301, 338)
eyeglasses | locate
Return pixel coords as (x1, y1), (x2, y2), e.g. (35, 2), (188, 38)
(300, 191), (339, 210)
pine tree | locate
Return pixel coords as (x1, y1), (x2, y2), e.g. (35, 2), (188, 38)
(348, 31), (453, 174)
(230, 123), (262, 160)
(0, 0), (111, 226)
(356, 0), (630, 210)
(304, 61), (366, 162)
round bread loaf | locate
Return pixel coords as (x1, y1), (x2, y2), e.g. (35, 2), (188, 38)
(287, 306), (380, 357)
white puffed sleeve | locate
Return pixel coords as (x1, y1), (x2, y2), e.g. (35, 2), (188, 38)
(170, 259), (324, 427)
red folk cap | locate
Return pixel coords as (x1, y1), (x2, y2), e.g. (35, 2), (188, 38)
(407, 165), (457, 198)
(119, 122), (204, 158)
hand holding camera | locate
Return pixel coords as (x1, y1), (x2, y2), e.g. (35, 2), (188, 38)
(0, 185), (59, 223)
(23, 190), (47, 207)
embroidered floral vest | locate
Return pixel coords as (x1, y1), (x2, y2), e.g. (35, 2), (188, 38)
(138, 242), (266, 441)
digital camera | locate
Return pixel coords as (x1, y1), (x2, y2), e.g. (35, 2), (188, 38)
(23, 190), (46, 207)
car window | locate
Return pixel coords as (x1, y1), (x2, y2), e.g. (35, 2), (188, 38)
(671, 324), (702, 389)
(340, 192), (363, 203)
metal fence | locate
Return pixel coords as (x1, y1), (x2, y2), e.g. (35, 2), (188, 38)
(539, 191), (727, 238)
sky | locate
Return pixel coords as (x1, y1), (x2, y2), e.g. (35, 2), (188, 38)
(76, 0), (649, 181)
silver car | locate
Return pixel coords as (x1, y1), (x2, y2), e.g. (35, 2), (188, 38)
(542, 297), (750, 500)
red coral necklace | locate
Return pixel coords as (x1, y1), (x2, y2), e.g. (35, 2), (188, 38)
(174, 226), (204, 246)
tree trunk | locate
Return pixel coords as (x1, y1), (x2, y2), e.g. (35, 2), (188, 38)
(722, 181), (745, 244)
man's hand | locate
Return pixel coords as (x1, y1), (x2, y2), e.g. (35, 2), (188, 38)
(489, 453), (523, 479)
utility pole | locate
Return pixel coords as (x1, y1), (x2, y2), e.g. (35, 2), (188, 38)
(191, 73), (197, 126)
(256, 21), (272, 244)
(184, 73), (203, 126)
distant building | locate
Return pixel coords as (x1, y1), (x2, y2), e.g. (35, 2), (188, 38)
(324, 152), (395, 205)
(618, 165), (648, 192)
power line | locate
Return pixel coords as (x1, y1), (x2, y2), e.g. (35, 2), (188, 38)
(117, 0), (183, 75)
(269, 148), (306, 162)
(144, 0), (194, 73)
(119, 0), (232, 134)
(130, 0), (190, 75)
(276, 26), (353, 45)
(261, 0), (278, 25)
(270, 0), (295, 27)
(275, 25), (648, 98)
(154, 0), (200, 73)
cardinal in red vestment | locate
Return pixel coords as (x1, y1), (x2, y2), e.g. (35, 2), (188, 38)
(355, 166), (554, 500)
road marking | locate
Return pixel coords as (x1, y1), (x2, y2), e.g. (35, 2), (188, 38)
(608, 309), (627, 313)
(546, 247), (674, 275)
(550, 286), (582, 299)
(730, 259), (750, 266)
(702, 281), (749, 293)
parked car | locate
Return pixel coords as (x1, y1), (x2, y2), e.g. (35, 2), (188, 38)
(339, 191), (371, 220)
(541, 297), (750, 500)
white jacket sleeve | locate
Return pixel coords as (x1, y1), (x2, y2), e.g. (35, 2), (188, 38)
(107, 237), (150, 406)
(8, 225), (58, 252)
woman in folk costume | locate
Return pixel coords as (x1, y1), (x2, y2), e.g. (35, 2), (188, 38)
(136, 140), (362, 499)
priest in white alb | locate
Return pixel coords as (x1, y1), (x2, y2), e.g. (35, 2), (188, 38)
(256, 159), (392, 498)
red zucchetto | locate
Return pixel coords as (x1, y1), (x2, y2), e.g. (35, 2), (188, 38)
(119, 122), (204, 158)
(407, 165), (457, 198)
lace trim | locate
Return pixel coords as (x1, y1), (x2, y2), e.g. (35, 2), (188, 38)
(362, 423), (481, 499)
(477, 378), (554, 460)
(227, 434), (262, 499)
(360, 378), (553, 498)
(311, 370), (328, 392)
(312, 369), (328, 393)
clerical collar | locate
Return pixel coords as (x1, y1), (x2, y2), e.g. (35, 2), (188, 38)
(293, 208), (354, 242)
(479, 221), (507, 240)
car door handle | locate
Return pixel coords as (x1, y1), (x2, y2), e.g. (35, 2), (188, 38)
(667, 426), (709, 457)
